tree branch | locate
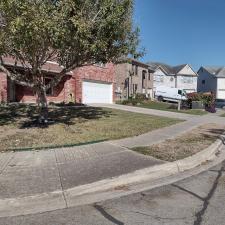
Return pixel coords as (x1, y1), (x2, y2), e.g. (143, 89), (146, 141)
(0, 64), (34, 88)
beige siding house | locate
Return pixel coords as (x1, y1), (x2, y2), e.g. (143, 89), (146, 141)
(148, 62), (198, 94)
(115, 59), (153, 100)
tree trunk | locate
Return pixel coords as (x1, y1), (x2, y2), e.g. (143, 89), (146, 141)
(36, 87), (48, 124)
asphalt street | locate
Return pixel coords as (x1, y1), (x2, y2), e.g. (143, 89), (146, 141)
(1, 160), (224, 225)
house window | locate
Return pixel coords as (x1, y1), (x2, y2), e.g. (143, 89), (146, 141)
(154, 75), (164, 82)
(148, 72), (151, 80)
(44, 78), (53, 96)
(142, 71), (146, 88)
(135, 65), (138, 75)
(202, 80), (205, 85)
(182, 76), (193, 83)
(124, 78), (129, 88)
(133, 84), (138, 94)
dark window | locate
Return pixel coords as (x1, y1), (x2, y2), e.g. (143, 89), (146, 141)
(132, 64), (135, 73)
(135, 84), (138, 91)
(124, 78), (129, 88)
(133, 84), (138, 94)
(148, 72), (151, 80)
(202, 80), (205, 85)
(142, 71), (146, 88)
(45, 78), (53, 96)
(178, 90), (182, 95)
(135, 65), (138, 75)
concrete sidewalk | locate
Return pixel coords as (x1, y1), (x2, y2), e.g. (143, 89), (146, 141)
(0, 143), (162, 199)
(0, 104), (224, 207)
(90, 103), (196, 120)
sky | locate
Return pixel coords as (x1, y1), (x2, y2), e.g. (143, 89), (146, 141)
(134, 0), (225, 70)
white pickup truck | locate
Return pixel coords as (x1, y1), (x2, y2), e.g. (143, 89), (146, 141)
(154, 86), (187, 102)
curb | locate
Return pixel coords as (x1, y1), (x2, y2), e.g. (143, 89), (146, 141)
(0, 135), (224, 218)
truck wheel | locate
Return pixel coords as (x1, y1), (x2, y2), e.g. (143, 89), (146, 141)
(158, 96), (163, 102)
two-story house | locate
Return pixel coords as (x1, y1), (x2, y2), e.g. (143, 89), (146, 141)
(0, 57), (115, 104)
(148, 62), (198, 94)
(197, 66), (225, 99)
(115, 59), (153, 100)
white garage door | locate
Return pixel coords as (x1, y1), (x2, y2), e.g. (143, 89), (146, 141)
(82, 81), (113, 104)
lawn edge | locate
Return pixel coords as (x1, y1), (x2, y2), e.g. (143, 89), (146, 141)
(1, 139), (108, 152)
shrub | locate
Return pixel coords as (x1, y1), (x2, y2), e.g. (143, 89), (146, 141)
(187, 92), (215, 109)
(186, 92), (202, 101)
(121, 100), (130, 105)
(135, 93), (147, 101)
(201, 92), (215, 107)
(121, 98), (138, 106)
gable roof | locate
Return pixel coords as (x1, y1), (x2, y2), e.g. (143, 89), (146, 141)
(203, 66), (225, 78)
(147, 62), (196, 76)
(173, 64), (187, 74)
(147, 62), (176, 75)
(147, 62), (197, 76)
(1, 56), (72, 75)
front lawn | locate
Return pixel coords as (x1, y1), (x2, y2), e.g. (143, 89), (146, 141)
(0, 105), (182, 151)
(118, 101), (208, 115)
(132, 123), (224, 162)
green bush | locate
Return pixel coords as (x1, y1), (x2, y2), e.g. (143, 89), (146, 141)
(201, 93), (215, 107)
(135, 93), (147, 101)
(187, 92), (215, 109)
(121, 98), (138, 106)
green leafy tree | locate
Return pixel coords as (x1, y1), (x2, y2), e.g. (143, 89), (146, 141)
(0, 0), (143, 123)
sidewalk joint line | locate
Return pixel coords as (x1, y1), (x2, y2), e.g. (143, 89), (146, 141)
(53, 149), (68, 208)
(0, 153), (15, 175)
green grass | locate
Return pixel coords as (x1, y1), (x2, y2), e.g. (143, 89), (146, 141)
(121, 101), (208, 115)
(0, 105), (182, 151)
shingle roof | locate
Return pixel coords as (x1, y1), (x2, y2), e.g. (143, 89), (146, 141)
(203, 66), (225, 77)
(147, 62), (176, 75)
(173, 64), (187, 73)
(147, 62), (197, 76)
(147, 62), (189, 75)
(2, 56), (72, 75)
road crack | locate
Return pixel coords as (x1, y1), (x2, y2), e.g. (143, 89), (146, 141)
(94, 204), (124, 225)
(193, 163), (225, 225)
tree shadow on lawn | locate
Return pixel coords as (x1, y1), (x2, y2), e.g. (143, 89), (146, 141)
(0, 105), (112, 129)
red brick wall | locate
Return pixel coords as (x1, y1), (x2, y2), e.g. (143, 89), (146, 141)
(0, 63), (115, 104)
(15, 75), (74, 103)
(73, 63), (115, 103)
(0, 72), (8, 102)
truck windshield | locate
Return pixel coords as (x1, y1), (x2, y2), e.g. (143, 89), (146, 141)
(178, 90), (186, 96)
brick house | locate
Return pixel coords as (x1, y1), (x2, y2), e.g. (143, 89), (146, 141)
(0, 57), (115, 104)
(115, 59), (153, 100)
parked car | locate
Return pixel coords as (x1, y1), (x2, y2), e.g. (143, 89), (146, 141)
(155, 86), (187, 102)
(215, 99), (225, 108)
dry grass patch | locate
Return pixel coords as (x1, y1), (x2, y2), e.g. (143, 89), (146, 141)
(132, 123), (224, 162)
(0, 105), (182, 151)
